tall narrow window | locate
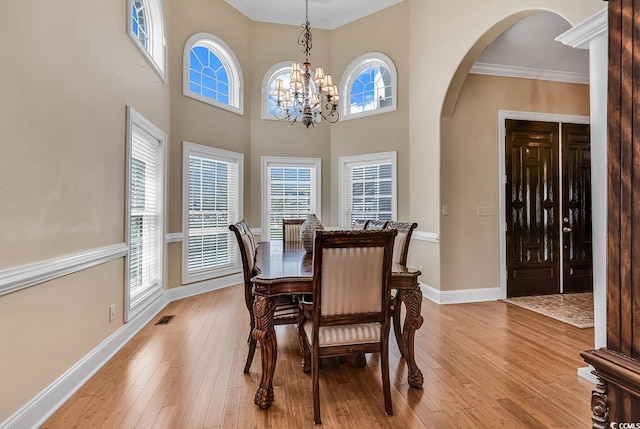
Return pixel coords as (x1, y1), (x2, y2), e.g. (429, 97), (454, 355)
(126, 106), (166, 321)
(339, 53), (397, 120)
(339, 152), (397, 228)
(262, 157), (321, 240)
(128, 0), (166, 80)
(183, 33), (244, 115)
(183, 142), (243, 284)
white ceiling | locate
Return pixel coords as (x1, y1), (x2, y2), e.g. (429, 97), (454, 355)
(224, 2), (589, 84)
(224, 0), (403, 30)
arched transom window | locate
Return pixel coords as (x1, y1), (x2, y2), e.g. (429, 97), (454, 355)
(340, 52), (397, 120)
(183, 33), (244, 115)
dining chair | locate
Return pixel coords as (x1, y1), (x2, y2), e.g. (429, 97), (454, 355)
(229, 221), (298, 373)
(298, 229), (397, 424)
(385, 221), (418, 266)
(351, 219), (369, 230)
(365, 220), (389, 230)
(385, 221), (418, 359)
(282, 218), (305, 242)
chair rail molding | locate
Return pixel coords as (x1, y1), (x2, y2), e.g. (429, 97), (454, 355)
(0, 243), (128, 297)
(412, 230), (439, 243)
(165, 232), (184, 243)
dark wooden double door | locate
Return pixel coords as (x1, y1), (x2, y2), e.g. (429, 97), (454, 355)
(506, 120), (592, 297)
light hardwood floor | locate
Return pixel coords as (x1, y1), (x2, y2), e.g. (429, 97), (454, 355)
(43, 284), (595, 428)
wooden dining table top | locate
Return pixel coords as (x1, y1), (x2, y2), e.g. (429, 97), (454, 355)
(251, 240), (421, 295)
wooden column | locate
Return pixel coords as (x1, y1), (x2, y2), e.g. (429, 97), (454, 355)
(581, 0), (640, 424)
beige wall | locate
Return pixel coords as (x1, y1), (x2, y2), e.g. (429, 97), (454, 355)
(330, 3), (410, 226)
(0, 0), (170, 421)
(0, 0), (607, 422)
(440, 74), (590, 291)
(408, 0), (605, 289)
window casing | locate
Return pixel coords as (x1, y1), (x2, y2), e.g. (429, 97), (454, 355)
(127, 0), (166, 80)
(183, 33), (244, 115)
(126, 106), (166, 322)
(183, 142), (243, 284)
(339, 52), (397, 121)
(339, 152), (397, 229)
(262, 157), (321, 241)
(261, 61), (318, 121)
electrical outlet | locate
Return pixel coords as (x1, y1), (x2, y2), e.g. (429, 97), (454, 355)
(442, 205), (448, 216)
(477, 206), (496, 216)
(109, 304), (116, 322)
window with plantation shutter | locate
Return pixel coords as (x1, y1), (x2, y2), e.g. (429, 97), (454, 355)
(339, 151), (397, 229)
(183, 142), (243, 284)
(262, 157), (321, 241)
(126, 106), (166, 322)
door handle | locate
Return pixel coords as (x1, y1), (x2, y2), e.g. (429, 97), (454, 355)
(563, 226), (572, 232)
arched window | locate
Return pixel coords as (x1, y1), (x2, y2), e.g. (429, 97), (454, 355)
(262, 61), (317, 120)
(339, 53), (397, 120)
(128, 0), (166, 80)
(183, 33), (244, 115)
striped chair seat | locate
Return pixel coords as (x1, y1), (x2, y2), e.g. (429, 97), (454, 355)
(303, 321), (381, 347)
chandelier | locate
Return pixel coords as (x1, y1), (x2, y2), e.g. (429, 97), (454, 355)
(272, 0), (339, 128)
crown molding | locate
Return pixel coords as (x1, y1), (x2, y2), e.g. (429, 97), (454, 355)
(469, 62), (589, 85)
(556, 7), (608, 50)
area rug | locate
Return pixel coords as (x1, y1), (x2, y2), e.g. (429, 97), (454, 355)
(502, 293), (594, 328)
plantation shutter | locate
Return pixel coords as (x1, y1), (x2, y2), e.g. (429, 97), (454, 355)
(342, 159), (393, 227)
(186, 153), (239, 276)
(266, 165), (316, 240)
(129, 128), (162, 302)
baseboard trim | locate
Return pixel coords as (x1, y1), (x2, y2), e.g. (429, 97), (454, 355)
(420, 283), (501, 304)
(0, 275), (241, 429)
(168, 273), (243, 301)
(578, 365), (598, 384)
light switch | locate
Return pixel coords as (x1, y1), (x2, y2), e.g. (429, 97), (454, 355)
(477, 206), (496, 216)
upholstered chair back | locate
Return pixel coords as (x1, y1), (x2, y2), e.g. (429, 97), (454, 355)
(283, 218), (305, 242)
(312, 229), (396, 320)
(365, 220), (389, 230)
(385, 222), (418, 266)
(351, 219), (369, 230)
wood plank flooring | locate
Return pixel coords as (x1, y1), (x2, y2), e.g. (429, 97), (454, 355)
(42, 285), (595, 428)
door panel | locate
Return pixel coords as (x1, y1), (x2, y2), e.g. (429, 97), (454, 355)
(562, 123), (593, 293)
(506, 120), (560, 297)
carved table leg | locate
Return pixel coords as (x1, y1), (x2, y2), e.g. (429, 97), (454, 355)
(298, 309), (311, 373)
(590, 379), (609, 429)
(396, 287), (424, 388)
(252, 295), (277, 408)
(392, 291), (405, 357)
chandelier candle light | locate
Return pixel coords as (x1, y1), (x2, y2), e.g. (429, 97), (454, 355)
(272, 0), (339, 128)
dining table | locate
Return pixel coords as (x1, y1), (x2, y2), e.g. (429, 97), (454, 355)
(250, 240), (424, 409)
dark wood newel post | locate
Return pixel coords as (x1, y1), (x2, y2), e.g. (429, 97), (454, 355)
(580, 0), (640, 425)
